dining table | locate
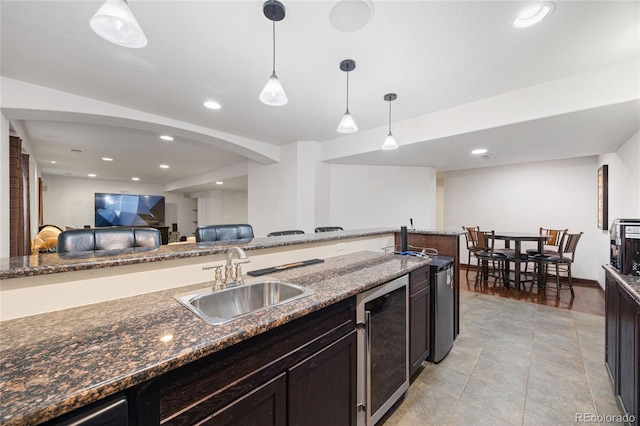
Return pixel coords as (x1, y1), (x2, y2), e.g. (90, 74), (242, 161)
(492, 232), (552, 290)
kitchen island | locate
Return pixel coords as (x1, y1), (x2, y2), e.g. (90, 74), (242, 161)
(0, 250), (430, 425)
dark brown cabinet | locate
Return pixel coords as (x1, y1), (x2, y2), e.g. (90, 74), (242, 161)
(604, 269), (639, 426)
(409, 265), (430, 376)
(288, 331), (358, 426)
(132, 298), (356, 426)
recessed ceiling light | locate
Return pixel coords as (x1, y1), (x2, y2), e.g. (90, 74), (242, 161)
(132, 177), (140, 181)
(160, 164), (169, 169)
(512, 2), (555, 28)
(204, 100), (221, 110)
(160, 135), (174, 141)
(329, 0), (375, 33)
(102, 157), (113, 161)
(88, 173), (97, 177)
(471, 148), (488, 155)
(215, 181), (224, 185)
(51, 160), (56, 164)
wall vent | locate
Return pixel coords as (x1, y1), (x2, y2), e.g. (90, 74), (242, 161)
(70, 149), (83, 153)
(480, 154), (495, 160)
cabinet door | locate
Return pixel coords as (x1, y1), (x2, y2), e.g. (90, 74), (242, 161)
(410, 285), (430, 376)
(618, 289), (638, 426)
(199, 373), (286, 426)
(288, 331), (357, 426)
(605, 274), (618, 381)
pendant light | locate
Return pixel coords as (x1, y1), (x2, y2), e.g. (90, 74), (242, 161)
(259, 0), (288, 106)
(381, 93), (399, 150)
(337, 59), (358, 133)
(90, 0), (147, 48)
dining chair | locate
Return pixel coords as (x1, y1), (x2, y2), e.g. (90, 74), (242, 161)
(528, 231), (583, 299)
(473, 230), (508, 289)
(525, 228), (568, 271)
(462, 226), (480, 278)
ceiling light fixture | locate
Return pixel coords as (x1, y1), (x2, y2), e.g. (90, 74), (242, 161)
(160, 135), (174, 141)
(204, 100), (221, 110)
(512, 2), (555, 28)
(216, 181), (224, 185)
(88, 174), (97, 177)
(90, 0), (147, 48)
(337, 59), (358, 134)
(132, 177), (140, 181)
(102, 157), (113, 161)
(51, 161), (56, 164)
(471, 148), (488, 155)
(160, 164), (169, 169)
(259, 0), (288, 106)
(381, 93), (399, 151)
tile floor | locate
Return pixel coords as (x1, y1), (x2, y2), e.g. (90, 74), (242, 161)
(380, 291), (625, 426)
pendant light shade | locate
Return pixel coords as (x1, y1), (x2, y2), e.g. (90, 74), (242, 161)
(382, 93), (399, 150)
(337, 59), (358, 133)
(260, 1), (288, 106)
(90, 0), (147, 48)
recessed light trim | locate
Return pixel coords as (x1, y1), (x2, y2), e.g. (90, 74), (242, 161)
(215, 181), (224, 185)
(132, 177), (140, 181)
(51, 160), (57, 164)
(204, 100), (221, 110)
(102, 157), (113, 161)
(472, 148), (488, 155)
(160, 135), (174, 141)
(88, 173), (97, 177)
(160, 164), (170, 169)
(512, 2), (555, 28)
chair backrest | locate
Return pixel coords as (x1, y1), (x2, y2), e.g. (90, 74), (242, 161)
(473, 230), (495, 254)
(267, 230), (305, 237)
(314, 227), (344, 233)
(559, 232), (583, 261)
(57, 227), (161, 253)
(462, 226), (479, 249)
(195, 224), (254, 242)
(539, 228), (568, 247)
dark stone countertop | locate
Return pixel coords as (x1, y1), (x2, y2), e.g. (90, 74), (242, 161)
(0, 251), (431, 426)
(0, 228), (461, 280)
(603, 264), (640, 304)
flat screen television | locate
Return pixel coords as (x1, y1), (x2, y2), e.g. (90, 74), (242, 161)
(95, 193), (165, 227)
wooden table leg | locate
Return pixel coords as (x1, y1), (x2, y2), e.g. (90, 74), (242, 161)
(514, 241), (522, 290)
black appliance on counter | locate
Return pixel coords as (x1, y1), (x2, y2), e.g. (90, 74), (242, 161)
(427, 255), (455, 363)
(610, 218), (640, 276)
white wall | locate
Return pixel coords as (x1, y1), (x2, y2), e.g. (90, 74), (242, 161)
(42, 174), (196, 236)
(597, 131), (640, 285)
(329, 164), (436, 230)
(442, 156), (598, 282)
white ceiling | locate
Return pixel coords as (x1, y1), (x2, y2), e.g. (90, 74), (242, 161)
(1, 1), (638, 192)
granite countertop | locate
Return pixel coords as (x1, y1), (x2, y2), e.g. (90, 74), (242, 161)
(603, 264), (640, 304)
(0, 250), (431, 425)
(0, 227), (461, 280)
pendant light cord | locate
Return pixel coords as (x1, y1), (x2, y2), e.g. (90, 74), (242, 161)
(272, 19), (276, 74)
(346, 72), (350, 112)
(388, 100), (392, 134)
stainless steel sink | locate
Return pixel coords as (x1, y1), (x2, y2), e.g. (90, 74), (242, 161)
(174, 281), (314, 325)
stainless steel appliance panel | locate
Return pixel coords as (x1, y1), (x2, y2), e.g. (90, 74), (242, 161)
(357, 275), (409, 426)
(427, 256), (455, 363)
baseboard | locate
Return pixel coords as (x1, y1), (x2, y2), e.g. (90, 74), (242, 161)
(462, 263), (600, 288)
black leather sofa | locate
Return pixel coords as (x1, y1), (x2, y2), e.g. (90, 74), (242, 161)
(195, 224), (254, 242)
(314, 227), (344, 233)
(267, 230), (305, 237)
(57, 228), (161, 253)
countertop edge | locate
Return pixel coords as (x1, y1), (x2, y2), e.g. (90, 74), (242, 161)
(603, 264), (640, 304)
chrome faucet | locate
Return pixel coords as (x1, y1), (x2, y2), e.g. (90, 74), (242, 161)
(224, 247), (250, 286)
(202, 247), (250, 290)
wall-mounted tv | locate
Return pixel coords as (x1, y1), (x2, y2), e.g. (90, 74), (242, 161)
(95, 193), (165, 227)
